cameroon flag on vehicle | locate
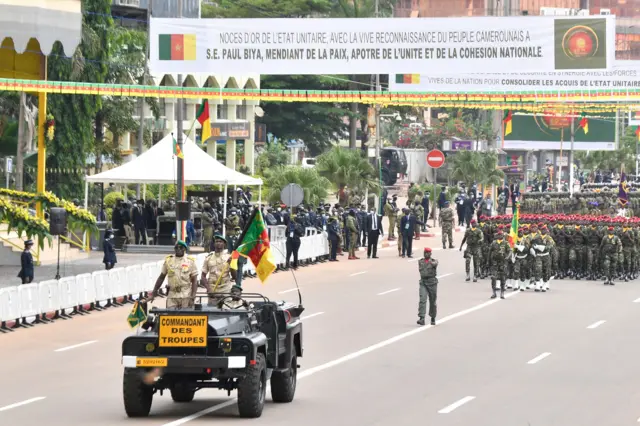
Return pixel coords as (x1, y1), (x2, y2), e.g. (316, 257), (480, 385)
(230, 208), (276, 283)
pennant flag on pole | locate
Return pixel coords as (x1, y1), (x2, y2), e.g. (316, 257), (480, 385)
(126, 300), (148, 328)
(508, 202), (520, 248)
(578, 112), (589, 134)
(231, 208), (276, 283)
(503, 110), (512, 136)
(197, 100), (211, 143)
(172, 136), (184, 159)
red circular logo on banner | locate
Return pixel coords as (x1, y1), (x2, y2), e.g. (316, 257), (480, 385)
(426, 149), (445, 169)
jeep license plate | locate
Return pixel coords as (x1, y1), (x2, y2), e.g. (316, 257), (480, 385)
(159, 315), (208, 347)
(136, 357), (168, 367)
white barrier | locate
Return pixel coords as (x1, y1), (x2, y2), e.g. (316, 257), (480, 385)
(0, 233), (329, 331)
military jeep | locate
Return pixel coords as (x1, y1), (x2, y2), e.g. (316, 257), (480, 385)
(121, 293), (303, 418)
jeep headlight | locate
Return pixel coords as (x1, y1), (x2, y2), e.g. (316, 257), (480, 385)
(219, 338), (232, 353)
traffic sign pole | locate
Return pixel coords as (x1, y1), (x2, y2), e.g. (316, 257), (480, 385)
(426, 149), (445, 228)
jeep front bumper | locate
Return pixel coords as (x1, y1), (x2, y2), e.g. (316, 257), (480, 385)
(122, 355), (247, 369)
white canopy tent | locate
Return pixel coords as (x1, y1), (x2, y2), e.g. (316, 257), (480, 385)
(84, 133), (263, 237)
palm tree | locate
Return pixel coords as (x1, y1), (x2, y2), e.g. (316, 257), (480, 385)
(450, 151), (505, 190)
(315, 147), (380, 204)
(264, 166), (331, 206)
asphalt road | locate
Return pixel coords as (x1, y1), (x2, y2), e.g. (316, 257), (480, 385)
(1, 233), (640, 426)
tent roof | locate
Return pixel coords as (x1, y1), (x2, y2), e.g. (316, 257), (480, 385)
(86, 133), (262, 186)
(0, 0), (82, 56)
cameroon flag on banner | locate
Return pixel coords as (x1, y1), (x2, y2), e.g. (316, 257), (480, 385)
(578, 112), (589, 134)
(503, 110), (513, 136)
(230, 208), (276, 283)
(197, 100), (211, 142)
(395, 74), (420, 84)
(159, 34), (196, 61)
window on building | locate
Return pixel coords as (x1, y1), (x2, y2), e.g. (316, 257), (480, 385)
(236, 105), (247, 119)
(217, 104), (228, 119)
(159, 98), (166, 117)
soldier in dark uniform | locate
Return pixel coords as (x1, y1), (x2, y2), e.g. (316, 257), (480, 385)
(417, 247), (438, 326)
(102, 230), (117, 270)
(18, 239), (34, 284)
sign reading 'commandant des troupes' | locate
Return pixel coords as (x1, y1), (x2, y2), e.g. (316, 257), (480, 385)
(149, 16), (615, 75)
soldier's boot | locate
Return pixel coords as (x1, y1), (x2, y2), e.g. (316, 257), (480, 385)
(500, 287), (505, 299)
(541, 281), (547, 292)
(443, 243), (446, 249)
(490, 278), (497, 299)
(417, 317), (425, 326)
(473, 273), (478, 283)
(449, 244), (455, 249)
(465, 271), (471, 282)
(543, 280), (550, 291)
(534, 280), (541, 292)
(506, 279), (512, 289)
(430, 317), (436, 325)
(526, 280), (534, 290)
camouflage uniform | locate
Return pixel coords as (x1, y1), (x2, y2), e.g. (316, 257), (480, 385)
(384, 201), (396, 239)
(346, 213), (358, 258)
(585, 225), (602, 280)
(417, 249), (438, 325)
(488, 235), (510, 298)
(460, 222), (484, 281)
(512, 232), (529, 291)
(620, 227), (636, 281)
(396, 210), (404, 256)
(439, 204), (455, 249)
(162, 254), (199, 309)
(600, 229), (622, 285)
(201, 205), (215, 252)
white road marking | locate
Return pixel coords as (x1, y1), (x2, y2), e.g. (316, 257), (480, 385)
(350, 271), (367, 277)
(161, 290), (519, 425)
(527, 352), (551, 365)
(634, 297), (640, 303)
(278, 288), (300, 294)
(0, 397), (46, 412)
(438, 396), (476, 414)
(437, 273), (453, 279)
(377, 288), (400, 296)
(54, 340), (98, 352)
(300, 312), (325, 321)
(587, 320), (606, 329)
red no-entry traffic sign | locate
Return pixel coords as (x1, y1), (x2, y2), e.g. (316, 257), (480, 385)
(426, 149), (445, 169)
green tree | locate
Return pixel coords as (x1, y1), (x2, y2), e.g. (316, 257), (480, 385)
(256, 142), (289, 174)
(316, 146), (380, 204)
(450, 150), (505, 189)
(47, 0), (113, 199)
(575, 125), (636, 173)
(259, 75), (349, 155)
(264, 166), (331, 205)
(94, 26), (159, 172)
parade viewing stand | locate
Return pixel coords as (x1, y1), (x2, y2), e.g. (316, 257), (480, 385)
(85, 132), (263, 252)
(0, 225), (328, 332)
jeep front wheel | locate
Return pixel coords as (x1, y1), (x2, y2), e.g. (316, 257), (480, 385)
(237, 353), (266, 418)
(123, 368), (153, 417)
(270, 354), (297, 402)
(171, 382), (195, 403)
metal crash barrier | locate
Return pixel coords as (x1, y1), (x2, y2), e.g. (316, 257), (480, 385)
(0, 231), (329, 332)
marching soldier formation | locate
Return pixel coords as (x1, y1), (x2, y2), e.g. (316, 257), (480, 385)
(460, 213), (639, 294)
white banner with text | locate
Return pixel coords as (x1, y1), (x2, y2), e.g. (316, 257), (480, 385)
(149, 16), (615, 75)
(390, 61), (639, 93)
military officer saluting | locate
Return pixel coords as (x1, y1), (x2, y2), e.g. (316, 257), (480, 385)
(150, 240), (199, 308)
(201, 234), (237, 306)
(417, 247), (438, 326)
